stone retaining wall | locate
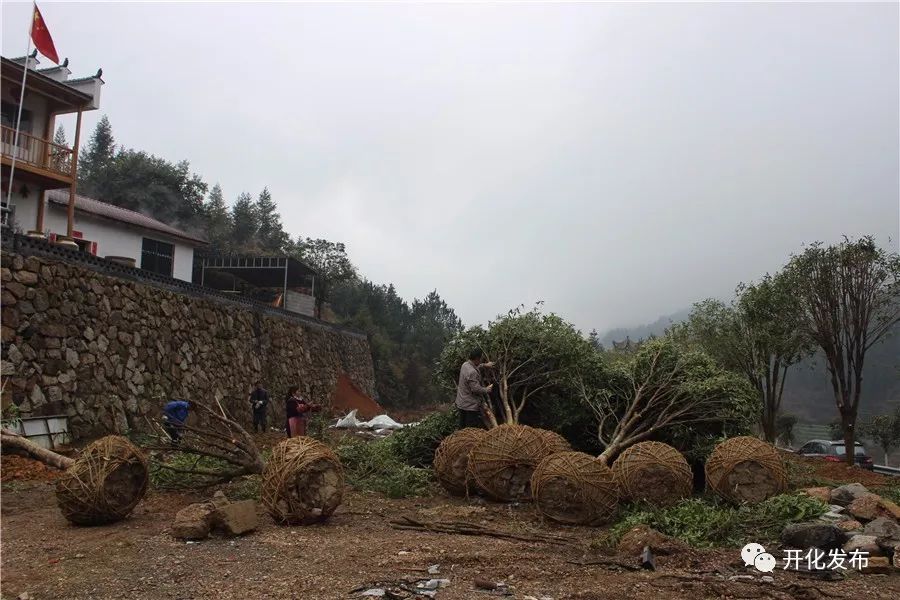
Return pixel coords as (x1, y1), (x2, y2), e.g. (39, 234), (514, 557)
(0, 250), (375, 439)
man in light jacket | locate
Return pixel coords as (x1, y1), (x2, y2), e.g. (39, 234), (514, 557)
(455, 348), (494, 429)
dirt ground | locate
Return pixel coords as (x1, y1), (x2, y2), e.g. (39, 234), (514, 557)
(2, 473), (898, 600)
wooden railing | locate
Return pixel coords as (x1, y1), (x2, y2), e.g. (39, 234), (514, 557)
(0, 125), (74, 179)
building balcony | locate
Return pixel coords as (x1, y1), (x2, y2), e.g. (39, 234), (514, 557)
(1, 125), (74, 188)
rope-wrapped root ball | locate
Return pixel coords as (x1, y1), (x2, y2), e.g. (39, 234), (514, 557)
(612, 441), (692, 507)
(536, 429), (572, 455)
(705, 436), (787, 504)
(55, 435), (149, 526)
(433, 428), (487, 496)
(467, 424), (551, 502)
(261, 437), (344, 525)
(532, 451), (618, 525)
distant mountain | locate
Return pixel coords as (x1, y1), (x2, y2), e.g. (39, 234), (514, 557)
(599, 307), (692, 347)
(599, 309), (899, 425)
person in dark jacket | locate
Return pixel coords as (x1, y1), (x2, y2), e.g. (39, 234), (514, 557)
(454, 348), (494, 429)
(162, 399), (191, 444)
(249, 381), (270, 433)
(285, 385), (321, 438)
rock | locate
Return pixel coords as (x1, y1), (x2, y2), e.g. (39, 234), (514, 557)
(830, 483), (870, 507)
(836, 520), (863, 533)
(211, 490), (230, 508)
(802, 487), (832, 504)
(214, 500), (258, 536)
(843, 535), (883, 556)
(860, 556), (893, 574)
(171, 503), (216, 540)
(39, 323), (67, 338)
(13, 270), (38, 285)
(847, 493), (900, 522)
(617, 525), (688, 556)
(781, 523), (845, 550)
(863, 517), (900, 539)
(894, 551), (900, 569)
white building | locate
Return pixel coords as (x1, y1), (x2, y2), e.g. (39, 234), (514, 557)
(2, 54), (205, 281)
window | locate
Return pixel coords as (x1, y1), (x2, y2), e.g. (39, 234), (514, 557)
(141, 238), (174, 276)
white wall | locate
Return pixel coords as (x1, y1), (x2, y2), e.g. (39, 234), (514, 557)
(10, 194), (197, 282)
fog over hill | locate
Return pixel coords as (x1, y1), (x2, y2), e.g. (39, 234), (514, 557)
(600, 310), (900, 425)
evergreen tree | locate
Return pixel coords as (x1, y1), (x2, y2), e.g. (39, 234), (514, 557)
(255, 187), (289, 252)
(50, 125), (68, 172)
(204, 183), (232, 249)
(78, 115), (116, 193)
(231, 192), (259, 248)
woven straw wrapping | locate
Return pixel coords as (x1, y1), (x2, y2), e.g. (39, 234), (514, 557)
(705, 436), (787, 504)
(532, 451), (619, 525)
(612, 441), (692, 507)
(433, 428), (487, 496)
(536, 429), (572, 455)
(261, 436), (344, 525)
(466, 424), (552, 502)
(55, 435), (149, 526)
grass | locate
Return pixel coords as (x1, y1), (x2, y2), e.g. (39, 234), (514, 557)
(877, 482), (900, 505)
(602, 493), (829, 550)
(336, 437), (434, 499)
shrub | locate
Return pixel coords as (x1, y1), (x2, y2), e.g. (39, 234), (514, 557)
(336, 438), (433, 498)
(605, 493), (828, 549)
(386, 409), (458, 467)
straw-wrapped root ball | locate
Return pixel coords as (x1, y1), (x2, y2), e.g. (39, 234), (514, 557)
(705, 436), (787, 504)
(467, 424), (551, 502)
(55, 435), (149, 526)
(536, 429), (572, 455)
(531, 451), (619, 525)
(261, 437), (344, 525)
(433, 428), (487, 496)
(612, 441), (692, 507)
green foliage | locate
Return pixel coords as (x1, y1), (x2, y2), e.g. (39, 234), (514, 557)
(336, 438), (433, 498)
(592, 336), (759, 461)
(78, 114), (115, 186)
(149, 452), (233, 490)
(438, 305), (600, 424)
(386, 409), (458, 467)
(203, 183), (232, 249)
(221, 475), (262, 501)
(862, 405), (900, 464)
(331, 281), (463, 408)
(685, 272), (809, 442)
(877, 483), (900, 505)
(255, 187), (290, 252)
(606, 494), (828, 549)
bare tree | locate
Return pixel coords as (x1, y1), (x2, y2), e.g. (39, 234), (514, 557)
(144, 400), (264, 487)
(786, 237), (900, 465)
(580, 338), (756, 465)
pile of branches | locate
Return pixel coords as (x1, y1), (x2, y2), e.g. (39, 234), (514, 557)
(143, 400), (264, 488)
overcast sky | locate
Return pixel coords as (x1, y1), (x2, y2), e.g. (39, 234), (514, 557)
(3, 1), (898, 333)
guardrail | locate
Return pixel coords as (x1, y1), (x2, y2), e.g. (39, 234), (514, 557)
(873, 464), (900, 476)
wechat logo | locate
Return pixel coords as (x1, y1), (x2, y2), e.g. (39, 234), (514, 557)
(741, 543), (776, 573)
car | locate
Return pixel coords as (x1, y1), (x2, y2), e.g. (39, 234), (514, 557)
(795, 439), (874, 470)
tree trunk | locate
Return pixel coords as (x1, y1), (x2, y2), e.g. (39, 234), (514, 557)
(841, 411), (857, 467)
(1, 429), (75, 470)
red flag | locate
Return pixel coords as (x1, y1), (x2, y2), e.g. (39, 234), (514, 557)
(31, 4), (59, 64)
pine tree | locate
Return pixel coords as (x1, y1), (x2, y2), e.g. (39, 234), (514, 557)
(78, 115), (116, 192)
(231, 192), (259, 249)
(255, 187), (289, 252)
(204, 183), (232, 249)
(51, 124), (68, 171)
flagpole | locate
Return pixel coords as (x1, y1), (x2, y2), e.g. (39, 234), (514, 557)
(5, 2), (36, 209)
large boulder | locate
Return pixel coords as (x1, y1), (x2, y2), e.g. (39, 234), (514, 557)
(863, 517), (900, 540)
(847, 494), (900, 522)
(616, 525), (688, 556)
(829, 483), (870, 507)
(781, 523), (845, 550)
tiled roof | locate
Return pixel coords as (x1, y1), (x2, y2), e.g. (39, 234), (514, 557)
(46, 190), (207, 245)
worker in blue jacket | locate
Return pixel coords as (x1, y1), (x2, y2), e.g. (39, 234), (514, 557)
(162, 399), (191, 444)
